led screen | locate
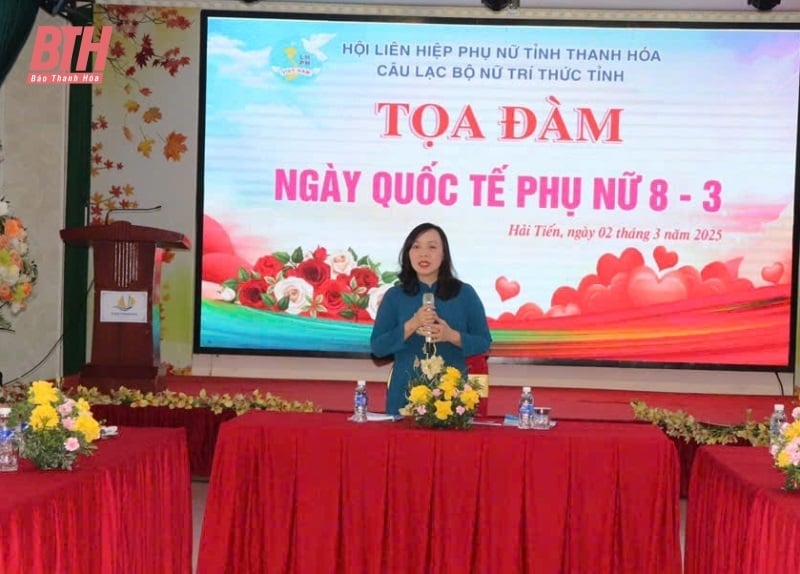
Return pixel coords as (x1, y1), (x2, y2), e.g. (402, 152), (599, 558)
(196, 10), (800, 369)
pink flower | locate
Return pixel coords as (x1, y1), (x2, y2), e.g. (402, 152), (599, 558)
(456, 406), (466, 415)
(432, 389), (441, 397)
(62, 417), (77, 431)
(64, 437), (80, 452)
(57, 399), (75, 416)
(415, 405), (427, 415)
(793, 406), (800, 421)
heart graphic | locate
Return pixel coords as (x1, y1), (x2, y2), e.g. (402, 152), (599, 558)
(580, 273), (629, 314)
(596, 248), (645, 285)
(761, 262), (784, 285)
(653, 246), (678, 271)
(546, 303), (581, 318)
(495, 276), (521, 302)
(701, 261), (733, 284)
(627, 267), (688, 307)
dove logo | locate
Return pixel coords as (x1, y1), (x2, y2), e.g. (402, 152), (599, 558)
(270, 34), (334, 84)
(28, 25), (112, 85)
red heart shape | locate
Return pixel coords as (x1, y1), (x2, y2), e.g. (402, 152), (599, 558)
(627, 267), (688, 307)
(653, 246), (678, 271)
(546, 303), (581, 317)
(581, 273), (630, 314)
(495, 276), (521, 302)
(761, 262), (784, 284)
(551, 285), (578, 308)
(596, 248), (645, 285)
(701, 261), (732, 284)
(202, 253), (253, 284)
(515, 302), (544, 321)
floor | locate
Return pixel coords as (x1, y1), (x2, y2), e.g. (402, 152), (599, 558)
(189, 480), (688, 573)
(192, 480), (209, 574)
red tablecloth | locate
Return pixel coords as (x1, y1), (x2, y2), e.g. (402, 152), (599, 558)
(90, 404), (236, 476)
(685, 445), (800, 574)
(198, 412), (681, 574)
(0, 426), (192, 574)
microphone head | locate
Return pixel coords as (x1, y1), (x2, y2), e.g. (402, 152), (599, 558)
(422, 293), (435, 307)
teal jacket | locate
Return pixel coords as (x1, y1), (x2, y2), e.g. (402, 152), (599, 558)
(370, 281), (492, 415)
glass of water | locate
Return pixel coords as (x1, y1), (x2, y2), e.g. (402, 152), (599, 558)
(532, 407), (552, 430)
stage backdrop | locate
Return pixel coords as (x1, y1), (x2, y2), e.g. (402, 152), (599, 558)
(196, 10), (800, 370)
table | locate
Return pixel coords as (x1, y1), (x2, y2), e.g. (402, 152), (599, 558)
(90, 403), (236, 476)
(685, 445), (800, 574)
(198, 412), (681, 574)
(0, 427), (192, 574)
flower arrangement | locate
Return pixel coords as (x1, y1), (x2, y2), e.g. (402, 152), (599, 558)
(0, 197), (38, 330)
(401, 350), (483, 430)
(8, 381), (101, 470)
(75, 385), (320, 415)
(769, 406), (800, 491)
(0, 382), (320, 418)
(631, 400), (771, 447)
(220, 245), (397, 321)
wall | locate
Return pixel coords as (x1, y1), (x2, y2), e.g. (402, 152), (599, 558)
(2, 0), (799, 397)
(0, 10), (68, 385)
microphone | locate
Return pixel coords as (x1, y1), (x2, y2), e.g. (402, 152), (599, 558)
(422, 293), (435, 342)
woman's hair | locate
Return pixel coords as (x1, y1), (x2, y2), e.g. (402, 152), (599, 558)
(397, 222), (462, 300)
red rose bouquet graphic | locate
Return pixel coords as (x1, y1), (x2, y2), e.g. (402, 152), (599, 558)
(219, 245), (397, 322)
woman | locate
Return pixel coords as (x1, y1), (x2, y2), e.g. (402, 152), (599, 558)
(370, 222), (492, 415)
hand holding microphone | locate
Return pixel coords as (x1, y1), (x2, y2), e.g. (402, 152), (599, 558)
(418, 293), (437, 342)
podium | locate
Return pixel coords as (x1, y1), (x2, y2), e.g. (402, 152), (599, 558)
(60, 221), (191, 393)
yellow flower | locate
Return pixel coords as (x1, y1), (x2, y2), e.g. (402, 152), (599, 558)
(460, 386), (480, 411)
(29, 380), (59, 405)
(439, 378), (457, 400)
(440, 366), (462, 387)
(777, 449), (793, 469)
(75, 412), (101, 443)
(75, 398), (92, 413)
(29, 404), (60, 430)
(783, 421), (800, 441)
(409, 385), (432, 405)
(434, 400), (453, 420)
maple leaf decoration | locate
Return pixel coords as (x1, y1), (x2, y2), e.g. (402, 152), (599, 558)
(142, 107), (162, 123)
(163, 132), (187, 161)
(137, 138), (155, 158)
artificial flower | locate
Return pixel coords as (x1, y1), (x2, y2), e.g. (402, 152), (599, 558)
(9, 380), (101, 470)
(404, 352), (483, 430)
(221, 244), (397, 322)
(0, 198), (37, 329)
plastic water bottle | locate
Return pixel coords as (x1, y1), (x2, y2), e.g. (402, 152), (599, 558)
(353, 380), (368, 423)
(769, 404), (787, 441)
(0, 406), (18, 472)
(518, 386), (534, 430)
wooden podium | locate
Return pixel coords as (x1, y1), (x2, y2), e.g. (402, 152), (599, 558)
(60, 221), (191, 393)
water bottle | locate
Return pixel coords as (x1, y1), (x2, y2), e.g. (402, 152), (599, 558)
(769, 404), (787, 442)
(518, 386), (534, 430)
(353, 380), (368, 423)
(0, 406), (18, 472)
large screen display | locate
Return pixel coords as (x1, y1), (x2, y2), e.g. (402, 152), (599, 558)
(195, 10), (800, 370)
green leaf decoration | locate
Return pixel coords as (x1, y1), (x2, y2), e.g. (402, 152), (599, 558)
(277, 295), (290, 311)
(291, 247), (304, 263)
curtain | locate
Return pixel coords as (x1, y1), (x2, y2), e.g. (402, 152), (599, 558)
(0, 0), (39, 87)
